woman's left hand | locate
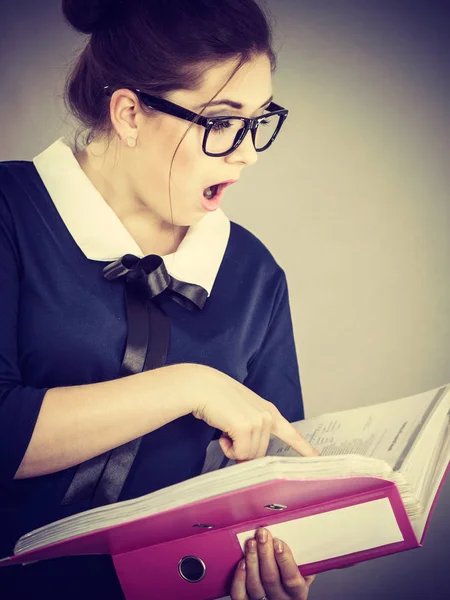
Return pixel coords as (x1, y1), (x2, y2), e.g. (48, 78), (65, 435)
(230, 527), (316, 600)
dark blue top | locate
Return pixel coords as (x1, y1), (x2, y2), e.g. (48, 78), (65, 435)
(0, 160), (303, 597)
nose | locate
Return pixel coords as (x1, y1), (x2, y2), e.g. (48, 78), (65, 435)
(225, 128), (258, 167)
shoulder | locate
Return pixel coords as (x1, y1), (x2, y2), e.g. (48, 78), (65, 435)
(0, 159), (35, 181)
(228, 220), (285, 282)
(0, 160), (41, 201)
(0, 160), (47, 218)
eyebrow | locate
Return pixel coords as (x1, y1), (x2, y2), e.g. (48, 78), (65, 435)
(196, 95), (274, 111)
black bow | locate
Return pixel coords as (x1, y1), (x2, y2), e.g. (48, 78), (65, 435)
(104, 254), (208, 311)
(61, 254), (207, 507)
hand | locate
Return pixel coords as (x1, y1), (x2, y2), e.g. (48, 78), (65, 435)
(187, 364), (318, 462)
(230, 527), (316, 600)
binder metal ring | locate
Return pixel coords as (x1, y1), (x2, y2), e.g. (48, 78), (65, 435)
(177, 555), (207, 583)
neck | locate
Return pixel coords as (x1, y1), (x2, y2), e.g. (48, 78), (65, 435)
(74, 138), (188, 256)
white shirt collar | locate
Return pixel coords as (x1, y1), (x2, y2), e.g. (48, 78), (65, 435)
(32, 138), (230, 296)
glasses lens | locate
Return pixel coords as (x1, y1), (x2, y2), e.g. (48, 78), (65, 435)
(254, 114), (282, 151)
(205, 118), (246, 155)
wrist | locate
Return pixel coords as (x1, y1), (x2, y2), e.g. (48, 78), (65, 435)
(153, 362), (213, 418)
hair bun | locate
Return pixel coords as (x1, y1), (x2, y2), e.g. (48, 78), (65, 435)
(61, 0), (119, 35)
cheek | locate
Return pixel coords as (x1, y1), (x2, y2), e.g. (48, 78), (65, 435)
(171, 128), (208, 186)
(141, 119), (210, 200)
(143, 116), (183, 161)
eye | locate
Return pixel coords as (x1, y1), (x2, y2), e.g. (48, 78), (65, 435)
(211, 120), (233, 133)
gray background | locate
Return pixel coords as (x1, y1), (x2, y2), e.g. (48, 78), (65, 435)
(1, 0), (449, 598)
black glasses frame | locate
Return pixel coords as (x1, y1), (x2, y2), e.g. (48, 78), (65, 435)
(103, 86), (289, 157)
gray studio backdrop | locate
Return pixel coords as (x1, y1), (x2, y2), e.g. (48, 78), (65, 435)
(1, 1), (449, 599)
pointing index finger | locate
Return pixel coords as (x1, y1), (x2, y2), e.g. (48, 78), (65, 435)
(272, 415), (320, 457)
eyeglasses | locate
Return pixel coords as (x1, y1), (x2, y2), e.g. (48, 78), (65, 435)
(103, 86), (289, 157)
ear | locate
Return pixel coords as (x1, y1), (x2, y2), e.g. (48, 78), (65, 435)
(109, 89), (140, 138)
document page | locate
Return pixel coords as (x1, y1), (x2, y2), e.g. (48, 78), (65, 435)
(270, 386), (448, 470)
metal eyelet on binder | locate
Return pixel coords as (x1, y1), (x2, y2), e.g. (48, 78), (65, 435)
(265, 503), (287, 511)
(178, 556), (207, 583)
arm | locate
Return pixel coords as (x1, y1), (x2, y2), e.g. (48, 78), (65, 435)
(1, 187), (314, 483)
(0, 192), (195, 480)
(2, 222), (313, 489)
(16, 365), (195, 479)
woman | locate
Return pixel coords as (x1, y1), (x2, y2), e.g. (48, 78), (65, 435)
(0, 0), (318, 598)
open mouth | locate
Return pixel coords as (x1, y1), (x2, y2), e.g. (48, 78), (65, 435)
(201, 180), (238, 211)
(203, 183), (222, 200)
(203, 180), (236, 201)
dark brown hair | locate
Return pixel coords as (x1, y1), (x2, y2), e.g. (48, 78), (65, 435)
(62, 0), (277, 147)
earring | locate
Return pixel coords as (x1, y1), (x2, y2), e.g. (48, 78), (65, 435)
(126, 135), (137, 148)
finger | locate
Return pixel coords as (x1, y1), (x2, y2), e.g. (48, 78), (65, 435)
(228, 416), (267, 461)
(273, 538), (310, 600)
(271, 413), (320, 457)
(248, 425), (262, 460)
(255, 528), (284, 597)
(256, 426), (271, 459)
(230, 417), (266, 460)
(229, 559), (250, 600)
(219, 428), (252, 461)
(245, 411), (272, 460)
(219, 434), (236, 460)
(244, 538), (266, 600)
(304, 574), (316, 587)
(256, 411), (273, 458)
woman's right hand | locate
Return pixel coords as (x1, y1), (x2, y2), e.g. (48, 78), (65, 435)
(185, 364), (318, 461)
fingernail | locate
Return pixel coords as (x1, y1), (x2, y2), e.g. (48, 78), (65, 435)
(246, 539), (256, 552)
(240, 559), (246, 570)
(274, 539), (283, 554)
(257, 528), (267, 543)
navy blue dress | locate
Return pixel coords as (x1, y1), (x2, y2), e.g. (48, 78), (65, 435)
(0, 157), (304, 598)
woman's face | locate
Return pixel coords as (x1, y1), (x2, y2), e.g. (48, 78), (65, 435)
(112, 53), (273, 227)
